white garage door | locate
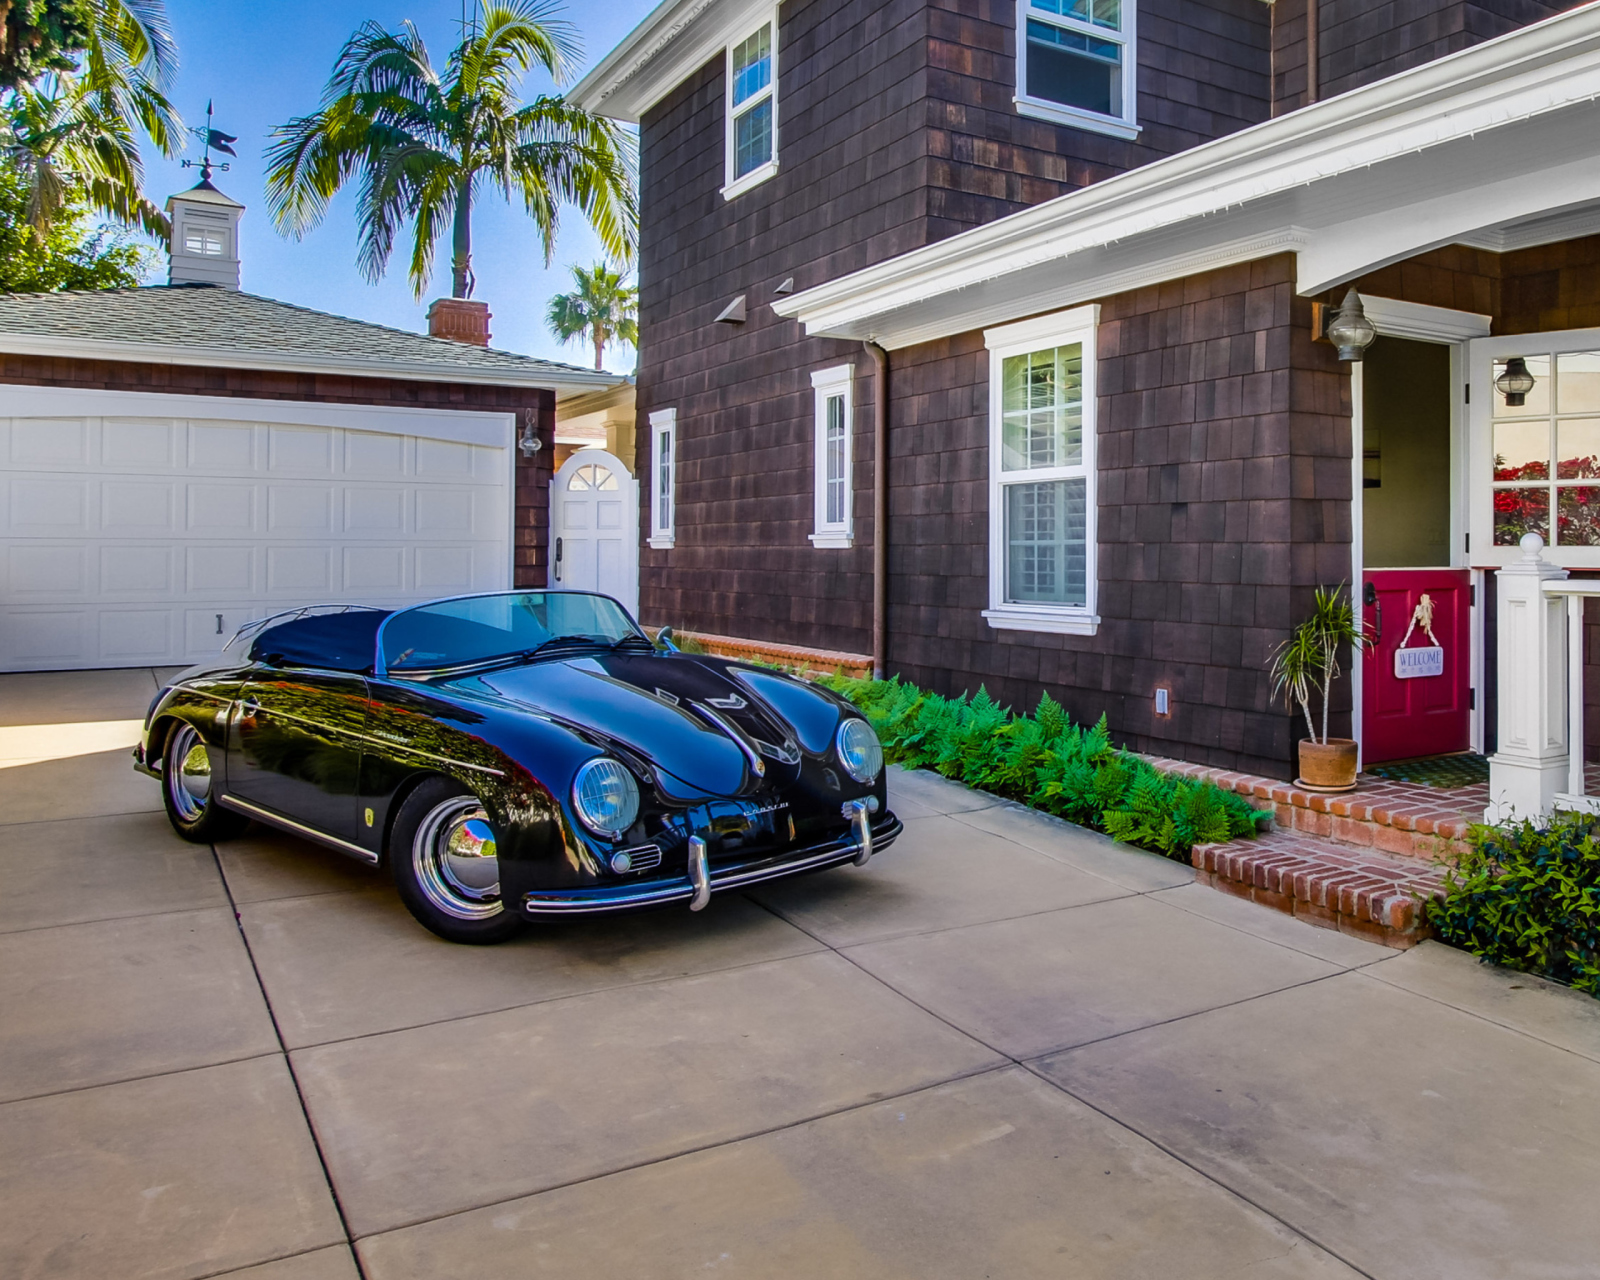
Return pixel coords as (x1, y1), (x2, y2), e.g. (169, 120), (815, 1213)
(1, 389), (513, 672)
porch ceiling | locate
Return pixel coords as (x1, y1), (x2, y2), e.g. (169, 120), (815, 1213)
(774, 1), (1600, 351)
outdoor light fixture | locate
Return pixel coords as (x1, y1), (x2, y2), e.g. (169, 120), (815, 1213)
(518, 410), (542, 456)
(1324, 287), (1376, 361)
(1496, 356), (1536, 407)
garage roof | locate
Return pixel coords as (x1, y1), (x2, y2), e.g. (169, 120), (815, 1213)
(0, 283), (619, 395)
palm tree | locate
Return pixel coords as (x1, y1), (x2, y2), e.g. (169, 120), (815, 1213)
(547, 262), (636, 370)
(0, 0), (181, 240)
(265, 0), (636, 301)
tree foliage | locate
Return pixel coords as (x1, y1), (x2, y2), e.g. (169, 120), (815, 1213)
(265, 0), (637, 300)
(821, 674), (1268, 861)
(0, 153), (153, 290)
(547, 262), (636, 370)
(0, 0), (91, 91)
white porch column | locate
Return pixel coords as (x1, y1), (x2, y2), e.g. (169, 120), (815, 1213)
(1486, 533), (1570, 824)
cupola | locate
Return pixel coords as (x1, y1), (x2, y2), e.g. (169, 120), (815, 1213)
(165, 178), (244, 289)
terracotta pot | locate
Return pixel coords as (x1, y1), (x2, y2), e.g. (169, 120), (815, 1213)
(1298, 737), (1359, 789)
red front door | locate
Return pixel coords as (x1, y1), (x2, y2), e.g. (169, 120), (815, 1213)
(1360, 569), (1472, 765)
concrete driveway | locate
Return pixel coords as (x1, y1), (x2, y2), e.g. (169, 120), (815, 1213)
(3, 670), (1599, 1280)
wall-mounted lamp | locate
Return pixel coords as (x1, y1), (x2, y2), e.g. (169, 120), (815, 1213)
(1323, 287), (1376, 361)
(518, 409), (542, 457)
(1495, 356), (1536, 407)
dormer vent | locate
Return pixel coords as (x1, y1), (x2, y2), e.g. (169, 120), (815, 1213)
(165, 179), (245, 289)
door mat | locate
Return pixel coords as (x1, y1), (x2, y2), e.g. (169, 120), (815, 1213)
(1364, 753), (1490, 789)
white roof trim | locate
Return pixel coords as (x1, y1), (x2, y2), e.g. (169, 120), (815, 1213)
(569, 0), (773, 123)
(1360, 295), (1491, 343)
(774, 0), (1600, 349)
(0, 331), (621, 397)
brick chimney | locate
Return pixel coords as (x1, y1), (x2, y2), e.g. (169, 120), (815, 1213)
(427, 298), (492, 346)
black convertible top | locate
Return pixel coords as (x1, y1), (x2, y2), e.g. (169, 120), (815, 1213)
(250, 610), (391, 672)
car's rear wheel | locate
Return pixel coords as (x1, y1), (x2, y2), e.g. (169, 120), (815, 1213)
(390, 778), (523, 945)
(161, 721), (248, 843)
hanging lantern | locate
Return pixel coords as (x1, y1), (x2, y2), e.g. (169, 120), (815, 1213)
(1324, 287), (1376, 362)
(1495, 356), (1536, 407)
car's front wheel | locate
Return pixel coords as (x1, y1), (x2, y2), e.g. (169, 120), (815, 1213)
(390, 778), (523, 945)
(161, 721), (248, 843)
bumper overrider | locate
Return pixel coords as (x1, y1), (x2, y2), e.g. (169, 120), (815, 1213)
(521, 811), (902, 917)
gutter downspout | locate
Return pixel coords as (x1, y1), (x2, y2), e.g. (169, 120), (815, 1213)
(865, 340), (889, 680)
(1306, 0), (1319, 105)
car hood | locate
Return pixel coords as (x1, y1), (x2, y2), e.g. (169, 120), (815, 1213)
(480, 653), (823, 798)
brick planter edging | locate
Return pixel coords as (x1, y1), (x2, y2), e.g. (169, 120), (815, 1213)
(676, 631), (873, 679)
(1191, 830), (1448, 948)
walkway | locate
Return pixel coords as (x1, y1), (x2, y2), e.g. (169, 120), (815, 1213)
(3, 669), (1599, 1279)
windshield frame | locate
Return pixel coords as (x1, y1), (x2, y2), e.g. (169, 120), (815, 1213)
(373, 590), (648, 678)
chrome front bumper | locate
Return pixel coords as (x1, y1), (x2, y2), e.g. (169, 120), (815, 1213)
(520, 815), (902, 917)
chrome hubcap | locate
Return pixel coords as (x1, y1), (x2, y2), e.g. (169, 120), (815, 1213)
(412, 796), (501, 920)
(167, 725), (211, 822)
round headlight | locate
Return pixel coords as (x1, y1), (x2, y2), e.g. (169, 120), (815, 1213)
(572, 758), (641, 838)
(835, 718), (883, 784)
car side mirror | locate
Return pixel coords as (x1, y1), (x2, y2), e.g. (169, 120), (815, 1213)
(655, 627), (679, 653)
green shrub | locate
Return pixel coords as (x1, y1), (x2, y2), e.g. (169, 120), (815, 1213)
(1430, 813), (1600, 997)
(822, 674), (1267, 861)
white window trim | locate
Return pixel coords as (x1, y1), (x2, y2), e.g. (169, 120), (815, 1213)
(809, 364), (854, 548)
(983, 305), (1100, 636)
(1013, 0), (1140, 141)
(648, 407), (676, 549)
(721, 13), (779, 201)
(1470, 326), (1600, 569)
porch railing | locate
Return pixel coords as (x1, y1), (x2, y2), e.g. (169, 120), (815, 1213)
(1486, 532), (1599, 822)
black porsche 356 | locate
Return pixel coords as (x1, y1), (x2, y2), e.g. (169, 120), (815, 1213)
(134, 590), (900, 943)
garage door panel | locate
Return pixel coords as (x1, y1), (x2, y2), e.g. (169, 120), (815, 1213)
(10, 478), (86, 531)
(102, 480), (176, 533)
(268, 485), (334, 533)
(187, 483), (257, 532)
(10, 544), (88, 596)
(102, 419), (177, 469)
(188, 421), (256, 471)
(101, 545), (174, 595)
(3, 409), (511, 671)
(344, 487), (406, 533)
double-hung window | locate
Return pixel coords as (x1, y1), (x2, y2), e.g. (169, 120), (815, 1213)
(984, 307), (1099, 634)
(648, 408), (676, 549)
(1015, 0), (1138, 140)
(810, 365), (853, 548)
(724, 17), (777, 198)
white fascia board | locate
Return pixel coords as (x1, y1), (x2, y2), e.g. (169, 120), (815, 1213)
(1359, 295), (1490, 342)
(0, 383), (515, 448)
(0, 332), (619, 397)
(568, 0), (772, 122)
(774, 0), (1600, 344)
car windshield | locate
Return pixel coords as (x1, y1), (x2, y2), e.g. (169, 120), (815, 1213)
(381, 592), (646, 673)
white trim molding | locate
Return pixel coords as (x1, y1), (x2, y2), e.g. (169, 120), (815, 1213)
(1013, 0), (1139, 142)
(808, 363), (854, 548)
(984, 305), (1100, 636)
(1360, 295), (1491, 343)
(648, 407), (678, 550)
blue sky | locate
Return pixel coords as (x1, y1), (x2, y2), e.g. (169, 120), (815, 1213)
(140, 1), (657, 370)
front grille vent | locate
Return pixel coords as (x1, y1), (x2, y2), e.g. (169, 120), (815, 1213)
(619, 843), (663, 873)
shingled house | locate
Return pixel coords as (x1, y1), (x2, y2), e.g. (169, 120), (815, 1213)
(0, 177), (615, 672)
(572, 0), (1600, 780)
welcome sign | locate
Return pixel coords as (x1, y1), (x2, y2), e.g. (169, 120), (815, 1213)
(1395, 645), (1445, 679)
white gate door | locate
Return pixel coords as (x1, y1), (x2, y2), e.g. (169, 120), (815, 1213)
(551, 449), (639, 616)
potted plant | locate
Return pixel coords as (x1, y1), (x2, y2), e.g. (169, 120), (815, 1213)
(1269, 584), (1369, 791)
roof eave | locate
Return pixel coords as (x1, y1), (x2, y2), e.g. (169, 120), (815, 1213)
(0, 332), (624, 397)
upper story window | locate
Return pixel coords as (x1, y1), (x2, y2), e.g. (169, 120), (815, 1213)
(1015, 0), (1139, 141)
(723, 17), (777, 199)
(184, 225), (227, 256)
(648, 408), (676, 550)
(983, 307), (1100, 636)
(810, 365), (853, 548)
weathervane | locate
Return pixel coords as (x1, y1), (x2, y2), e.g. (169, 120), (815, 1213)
(181, 101), (237, 182)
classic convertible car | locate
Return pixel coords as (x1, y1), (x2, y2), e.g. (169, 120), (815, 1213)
(135, 590), (899, 943)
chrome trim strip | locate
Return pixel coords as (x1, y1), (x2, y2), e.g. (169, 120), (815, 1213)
(692, 702), (765, 777)
(847, 799), (873, 866)
(521, 819), (902, 916)
(217, 794), (381, 865)
(687, 835), (711, 911)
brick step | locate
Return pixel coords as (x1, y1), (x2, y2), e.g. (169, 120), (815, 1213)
(1144, 754), (1478, 862)
(1192, 828), (1449, 948)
